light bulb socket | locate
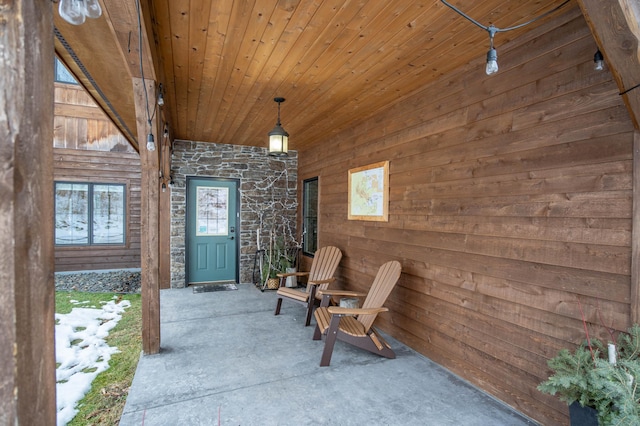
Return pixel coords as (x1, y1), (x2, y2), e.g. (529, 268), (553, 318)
(594, 49), (604, 71)
(486, 48), (497, 63)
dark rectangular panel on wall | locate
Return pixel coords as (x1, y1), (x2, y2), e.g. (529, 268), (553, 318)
(297, 7), (634, 426)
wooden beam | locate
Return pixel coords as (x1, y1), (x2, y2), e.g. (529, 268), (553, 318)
(159, 133), (172, 289)
(101, 0), (156, 80)
(133, 77), (161, 354)
(619, 0), (640, 63)
(577, 0), (640, 129)
(0, 0), (56, 424)
(54, 18), (139, 149)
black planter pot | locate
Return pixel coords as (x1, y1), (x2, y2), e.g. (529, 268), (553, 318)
(569, 401), (598, 426)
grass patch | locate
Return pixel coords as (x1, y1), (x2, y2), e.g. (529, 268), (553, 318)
(56, 291), (142, 425)
(55, 292), (119, 314)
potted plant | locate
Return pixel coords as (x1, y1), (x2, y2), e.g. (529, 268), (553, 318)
(538, 324), (640, 425)
(261, 236), (293, 290)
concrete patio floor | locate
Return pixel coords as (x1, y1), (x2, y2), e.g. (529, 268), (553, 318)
(119, 284), (537, 426)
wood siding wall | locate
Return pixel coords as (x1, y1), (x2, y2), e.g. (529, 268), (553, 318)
(54, 83), (134, 152)
(53, 83), (141, 272)
(298, 8), (634, 426)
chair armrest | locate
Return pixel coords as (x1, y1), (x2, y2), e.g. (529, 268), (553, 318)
(307, 278), (336, 286)
(276, 271), (310, 278)
(317, 289), (366, 298)
(327, 306), (389, 316)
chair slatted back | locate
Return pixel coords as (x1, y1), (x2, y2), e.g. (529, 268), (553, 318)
(306, 246), (343, 294)
(358, 260), (402, 332)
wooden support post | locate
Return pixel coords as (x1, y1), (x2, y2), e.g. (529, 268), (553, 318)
(577, 0), (640, 129)
(133, 77), (161, 354)
(159, 134), (172, 289)
(0, 0), (56, 424)
(632, 130), (640, 325)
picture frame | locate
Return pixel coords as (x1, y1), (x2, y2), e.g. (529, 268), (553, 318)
(348, 160), (389, 221)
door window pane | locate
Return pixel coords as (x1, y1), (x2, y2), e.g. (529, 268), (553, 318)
(303, 177), (318, 256)
(196, 186), (229, 236)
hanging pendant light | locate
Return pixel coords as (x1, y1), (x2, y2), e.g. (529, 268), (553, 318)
(268, 97), (289, 157)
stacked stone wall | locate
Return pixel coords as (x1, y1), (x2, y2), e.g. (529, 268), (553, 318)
(169, 141), (298, 288)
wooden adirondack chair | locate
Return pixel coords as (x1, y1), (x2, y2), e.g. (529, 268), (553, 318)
(312, 260), (402, 366)
(274, 246), (342, 326)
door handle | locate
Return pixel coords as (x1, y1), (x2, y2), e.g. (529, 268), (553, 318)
(229, 236), (234, 240)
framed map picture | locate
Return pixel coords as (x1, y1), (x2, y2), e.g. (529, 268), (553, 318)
(348, 160), (389, 221)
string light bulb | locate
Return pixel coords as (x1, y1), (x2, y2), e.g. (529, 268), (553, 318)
(146, 133), (156, 151)
(157, 84), (165, 106)
(594, 49), (604, 71)
(58, 0), (102, 25)
(486, 48), (498, 75)
(485, 26), (499, 75)
(441, 0), (569, 76)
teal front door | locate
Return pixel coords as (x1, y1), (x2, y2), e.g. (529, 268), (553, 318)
(186, 177), (239, 284)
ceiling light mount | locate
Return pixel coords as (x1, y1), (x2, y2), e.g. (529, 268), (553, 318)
(441, 0), (570, 76)
(268, 97), (289, 157)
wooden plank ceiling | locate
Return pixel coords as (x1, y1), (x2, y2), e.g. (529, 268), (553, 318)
(54, 0), (574, 151)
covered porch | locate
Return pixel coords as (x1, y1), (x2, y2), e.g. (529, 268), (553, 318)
(119, 284), (534, 425)
(4, 1), (640, 425)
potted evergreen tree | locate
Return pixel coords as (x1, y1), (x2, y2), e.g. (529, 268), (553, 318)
(538, 325), (640, 425)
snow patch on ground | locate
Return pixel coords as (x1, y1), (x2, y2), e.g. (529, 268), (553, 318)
(55, 297), (130, 426)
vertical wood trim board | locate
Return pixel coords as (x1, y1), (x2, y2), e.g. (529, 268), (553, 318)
(632, 130), (640, 324)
